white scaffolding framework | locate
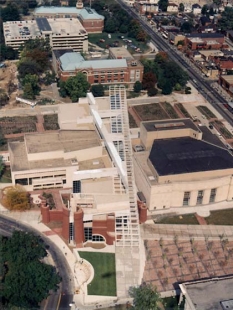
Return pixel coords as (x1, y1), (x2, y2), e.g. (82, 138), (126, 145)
(109, 85), (140, 247)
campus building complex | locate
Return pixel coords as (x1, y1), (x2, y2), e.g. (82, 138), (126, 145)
(3, 18), (88, 52)
(133, 118), (233, 211)
(33, 5), (104, 33)
(53, 47), (144, 85)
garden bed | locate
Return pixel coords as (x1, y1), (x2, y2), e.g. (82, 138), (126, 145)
(175, 103), (192, 119)
(0, 116), (37, 135)
(197, 106), (216, 120)
(128, 112), (138, 128)
(211, 120), (233, 139)
(42, 192), (55, 210)
(161, 102), (179, 119)
(156, 214), (199, 225)
(43, 114), (60, 131)
(205, 208), (233, 225)
(134, 103), (169, 121)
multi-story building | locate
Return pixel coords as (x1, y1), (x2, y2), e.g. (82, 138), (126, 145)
(15, 87), (144, 297)
(33, 3), (104, 33)
(3, 18), (88, 52)
(53, 47), (144, 85)
(219, 75), (233, 96)
(185, 33), (225, 50)
(134, 0), (159, 15)
(133, 118), (233, 212)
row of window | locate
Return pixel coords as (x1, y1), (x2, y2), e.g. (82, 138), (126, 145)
(183, 188), (217, 206)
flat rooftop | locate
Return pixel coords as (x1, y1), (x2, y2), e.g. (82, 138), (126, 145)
(182, 277), (233, 310)
(142, 118), (200, 133)
(221, 75), (233, 84)
(9, 131), (108, 172)
(25, 130), (100, 154)
(149, 137), (233, 176)
(34, 6), (104, 20)
(3, 18), (86, 40)
(109, 47), (134, 60)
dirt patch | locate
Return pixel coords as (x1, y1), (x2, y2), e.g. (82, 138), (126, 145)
(0, 61), (18, 105)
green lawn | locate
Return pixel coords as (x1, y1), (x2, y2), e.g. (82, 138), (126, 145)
(205, 208), (233, 225)
(88, 32), (149, 53)
(0, 167), (12, 183)
(79, 252), (116, 296)
(157, 214), (199, 225)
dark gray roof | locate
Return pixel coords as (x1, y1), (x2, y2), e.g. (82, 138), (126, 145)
(187, 32), (224, 39)
(53, 49), (74, 59)
(36, 18), (52, 32)
(149, 137), (233, 176)
(198, 125), (226, 149)
(142, 119), (200, 132)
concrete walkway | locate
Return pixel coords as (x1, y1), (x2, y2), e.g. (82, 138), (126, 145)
(141, 222), (233, 241)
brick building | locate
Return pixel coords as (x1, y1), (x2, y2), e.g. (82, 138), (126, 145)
(53, 47), (144, 85)
(219, 75), (233, 96)
(33, 3), (104, 33)
(185, 33), (225, 50)
(210, 56), (233, 74)
(134, 0), (159, 14)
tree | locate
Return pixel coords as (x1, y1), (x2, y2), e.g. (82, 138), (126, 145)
(0, 44), (18, 61)
(0, 88), (9, 105)
(129, 283), (162, 310)
(91, 84), (104, 97)
(134, 81), (142, 93)
(104, 19), (117, 33)
(1, 4), (20, 21)
(181, 21), (193, 33)
(18, 59), (42, 79)
(201, 4), (209, 15)
(179, 3), (184, 12)
(0, 128), (6, 146)
(0, 231), (61, 308)
(22, 74), (41, 99)
(162, 81), (173, 95)
(218, 7), (233, 31)
(147, 87), (158, 96)
(59, 72), (90, 102)
(3, 185), (31, 211)
(142, 72), (157, 90)
(158, 0), (168, 12)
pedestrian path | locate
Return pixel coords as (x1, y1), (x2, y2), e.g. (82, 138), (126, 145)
(141, 222), (233, 241)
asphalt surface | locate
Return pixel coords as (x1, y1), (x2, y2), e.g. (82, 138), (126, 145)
(0, 214), (74, 310)
(116, 1), (233, 127)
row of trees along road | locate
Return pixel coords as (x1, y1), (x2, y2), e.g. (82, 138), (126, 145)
(0, 230), (61, 309)
(91, 0), (149, 41)
(141, 52), (189, 95)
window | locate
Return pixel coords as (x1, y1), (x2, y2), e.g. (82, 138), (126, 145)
(183, 191), (190, 206)
(84, 227), (92, 241)
(209, 188), (216, 203)
(69, 222), (74, 242)
(73, 180), (81, 193)
(92, 235), (104, 242)
(111, 115), (122, 133)
(113, 140), (125, 161)
(196, 190), (203, 205)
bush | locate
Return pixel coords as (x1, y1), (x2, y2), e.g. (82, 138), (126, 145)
(147, 87), (158, 96)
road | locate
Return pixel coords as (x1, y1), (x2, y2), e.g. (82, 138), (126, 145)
(0, 214), (74, 310)
(117, 0), (233, 126)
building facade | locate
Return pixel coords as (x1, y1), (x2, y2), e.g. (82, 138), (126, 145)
(133, 119), (233, 211)
(33, 6), (104, 33)
(53, 47), (144, 85)
(3, 18), (88, 51)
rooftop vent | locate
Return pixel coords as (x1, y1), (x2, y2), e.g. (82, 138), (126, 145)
(131, 61), (137, 66)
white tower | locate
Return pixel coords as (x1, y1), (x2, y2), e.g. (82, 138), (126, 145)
(76, 0), (83, 9)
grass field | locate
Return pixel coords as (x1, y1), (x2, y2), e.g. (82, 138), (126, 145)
(157, 214), (199, 225)
(79, 252), (116, 296)
(134, 103), (168, 121)
(205, 208), (233, 225)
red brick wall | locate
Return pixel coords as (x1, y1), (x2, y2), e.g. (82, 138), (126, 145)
(62, 207), (70, 241)
(49, 210), (63, 222)
(82, 19), (104, 33)
(74, 208), (84, 245)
